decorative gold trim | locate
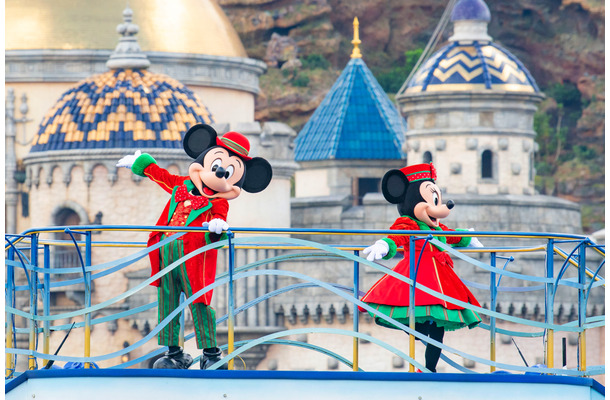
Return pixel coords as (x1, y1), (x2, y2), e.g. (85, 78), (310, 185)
(350, 17), (362, 59)
(405, 83), (536, 93)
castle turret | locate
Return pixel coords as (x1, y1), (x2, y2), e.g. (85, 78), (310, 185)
(397, 0), (543, 197)
(294, 18), (406, 205)
(393, 0), (581, 235)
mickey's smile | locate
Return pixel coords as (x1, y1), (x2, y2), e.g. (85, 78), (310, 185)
(203, 186), (217, 196)
(190, 186), (217, 197)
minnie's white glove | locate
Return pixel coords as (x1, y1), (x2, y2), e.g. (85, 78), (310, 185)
(468, 228), (484, 247)
(205, 219), (229, 235)
(116, 150), (142, 169)
(363, 239), (389, 261)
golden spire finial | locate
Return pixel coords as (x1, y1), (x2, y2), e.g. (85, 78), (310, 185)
(351, 17), (362, 59)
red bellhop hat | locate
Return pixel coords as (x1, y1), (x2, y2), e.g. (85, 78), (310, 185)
(399, 162), (437, 183)
(216, 131), (252, 160)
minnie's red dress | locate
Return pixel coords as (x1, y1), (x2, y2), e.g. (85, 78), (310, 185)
(361, 216), (481, 331)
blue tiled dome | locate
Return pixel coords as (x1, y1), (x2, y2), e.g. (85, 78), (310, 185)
(30, 69), (214, 152)
(451, 0), (491, 22)
(295, 58), (405, 162)
(404, 41), (540, 94)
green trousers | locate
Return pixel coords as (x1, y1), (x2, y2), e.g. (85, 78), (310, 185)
(157, 236), (217, 349)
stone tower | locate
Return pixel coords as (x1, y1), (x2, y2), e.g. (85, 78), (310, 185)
(397, 0), (543, 197)
(395, 0), (581, 234)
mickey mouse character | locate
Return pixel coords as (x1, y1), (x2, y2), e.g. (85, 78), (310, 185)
(360, 162), (482, 372)
(117, 124), (272, 369)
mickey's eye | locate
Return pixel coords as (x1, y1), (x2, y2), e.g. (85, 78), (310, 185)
(225, 165), (234, 179)
(211, 158), (222, 172)
(432, 192), (439, 206)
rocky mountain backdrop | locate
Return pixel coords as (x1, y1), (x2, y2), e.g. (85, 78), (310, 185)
(218, 0), (605, 234)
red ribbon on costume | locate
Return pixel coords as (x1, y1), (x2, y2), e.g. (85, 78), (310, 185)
(432, 250), (454, 269)
(174, 185), (209, 209)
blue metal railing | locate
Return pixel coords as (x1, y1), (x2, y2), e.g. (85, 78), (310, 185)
(5, 225), (605, 379)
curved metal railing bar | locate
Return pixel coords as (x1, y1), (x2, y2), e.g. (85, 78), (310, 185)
(6, 234), (599, 340)
(5, 226), (604, 378)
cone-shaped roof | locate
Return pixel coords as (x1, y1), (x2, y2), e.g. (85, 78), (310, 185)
(295, 58), (406, 161)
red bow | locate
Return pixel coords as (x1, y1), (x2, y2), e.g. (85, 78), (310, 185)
(174, 185), (209, 209)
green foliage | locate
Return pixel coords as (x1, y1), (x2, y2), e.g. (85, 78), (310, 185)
(533, 81), (585, 180)
(373, 48), (424, 93)
(293, 74), (310, 87)
(546, 82), (582, 109)
(301, 53), (330, 70)
(572, 144), (598, 161)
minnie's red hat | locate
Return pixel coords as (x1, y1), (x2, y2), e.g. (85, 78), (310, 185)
(216, 131), (252, 160)
(399, 162), (437, 183)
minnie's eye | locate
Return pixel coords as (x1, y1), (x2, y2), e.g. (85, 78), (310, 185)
(432, 193), (439, 206)
(225, 165), (234, 179)
(211, 158), (222, 172)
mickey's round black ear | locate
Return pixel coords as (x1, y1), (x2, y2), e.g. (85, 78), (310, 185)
(242, 158), (273, 193)
(183, 124), (218, 159)
(381, 169), (409, 204)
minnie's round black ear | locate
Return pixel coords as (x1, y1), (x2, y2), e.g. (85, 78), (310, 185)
(242, 158), (273, 193)
(183, 124), (218, 159)
(381, 169), (409, 204)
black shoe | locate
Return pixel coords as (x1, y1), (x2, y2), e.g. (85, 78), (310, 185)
(153, 347), (193, 369)
(200, 347), (228, 370)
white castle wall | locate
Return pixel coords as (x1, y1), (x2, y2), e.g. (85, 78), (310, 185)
(400, 92), (542, 196)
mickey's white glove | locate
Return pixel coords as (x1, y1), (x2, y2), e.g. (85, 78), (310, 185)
(363, 240), (389, 261)
(116, 150), (142, 169)
(205, 219), (229, 235)
(467, 228), (484, 247)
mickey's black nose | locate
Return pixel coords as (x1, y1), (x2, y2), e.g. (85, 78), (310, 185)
(215, 166), (226, 178)
(446, 200), (455, 209)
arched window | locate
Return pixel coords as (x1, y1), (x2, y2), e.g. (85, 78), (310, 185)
(54, 207), (82, 276)
(481, 150), (493, 179)
(353, 178), (381, 206)
(53, 207), (87, 305)
(423, 151), (433, 164)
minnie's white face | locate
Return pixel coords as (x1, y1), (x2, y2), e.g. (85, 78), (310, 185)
(188, 148), (246, 200)
(413, 181), (452, 228)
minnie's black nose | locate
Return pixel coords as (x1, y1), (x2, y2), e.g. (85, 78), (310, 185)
(215, 166), (226, 178)
(446, 200), (455, 209)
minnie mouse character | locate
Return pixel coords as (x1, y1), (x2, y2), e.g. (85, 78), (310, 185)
(361, 162), (482, 372)
(117, 124), (272, 369)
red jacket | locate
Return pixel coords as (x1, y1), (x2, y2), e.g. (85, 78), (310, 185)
(361, 216), (480, 310)
(143, 162), (228, 305)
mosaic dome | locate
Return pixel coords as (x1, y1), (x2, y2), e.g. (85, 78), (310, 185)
(30, 69), (214, 152)
(404, 0), (539, 94)
(404, 42), (540, 94)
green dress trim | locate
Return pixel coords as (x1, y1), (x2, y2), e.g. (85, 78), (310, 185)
(366, 303), (481, 332)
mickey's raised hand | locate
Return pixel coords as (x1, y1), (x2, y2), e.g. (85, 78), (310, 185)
(116, 150), (142, 169)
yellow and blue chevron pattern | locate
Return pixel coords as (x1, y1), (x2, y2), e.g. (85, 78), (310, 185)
(30, 69), (214, 152)
(406, 42), (540, 93)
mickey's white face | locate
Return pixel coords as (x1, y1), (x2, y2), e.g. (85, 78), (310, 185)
(188, 148), (246, 200)
(413, 181), (452, 228)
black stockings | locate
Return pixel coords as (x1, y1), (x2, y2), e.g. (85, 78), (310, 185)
(414, 321), (445, 372)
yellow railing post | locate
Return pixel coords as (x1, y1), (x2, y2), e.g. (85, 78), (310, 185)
(6, 246), (16, 377)
(578, 330), (586, 371)
(6, 323), (14, 377)
(409, 323), (416, 372)
(546, 329), (554, 369)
